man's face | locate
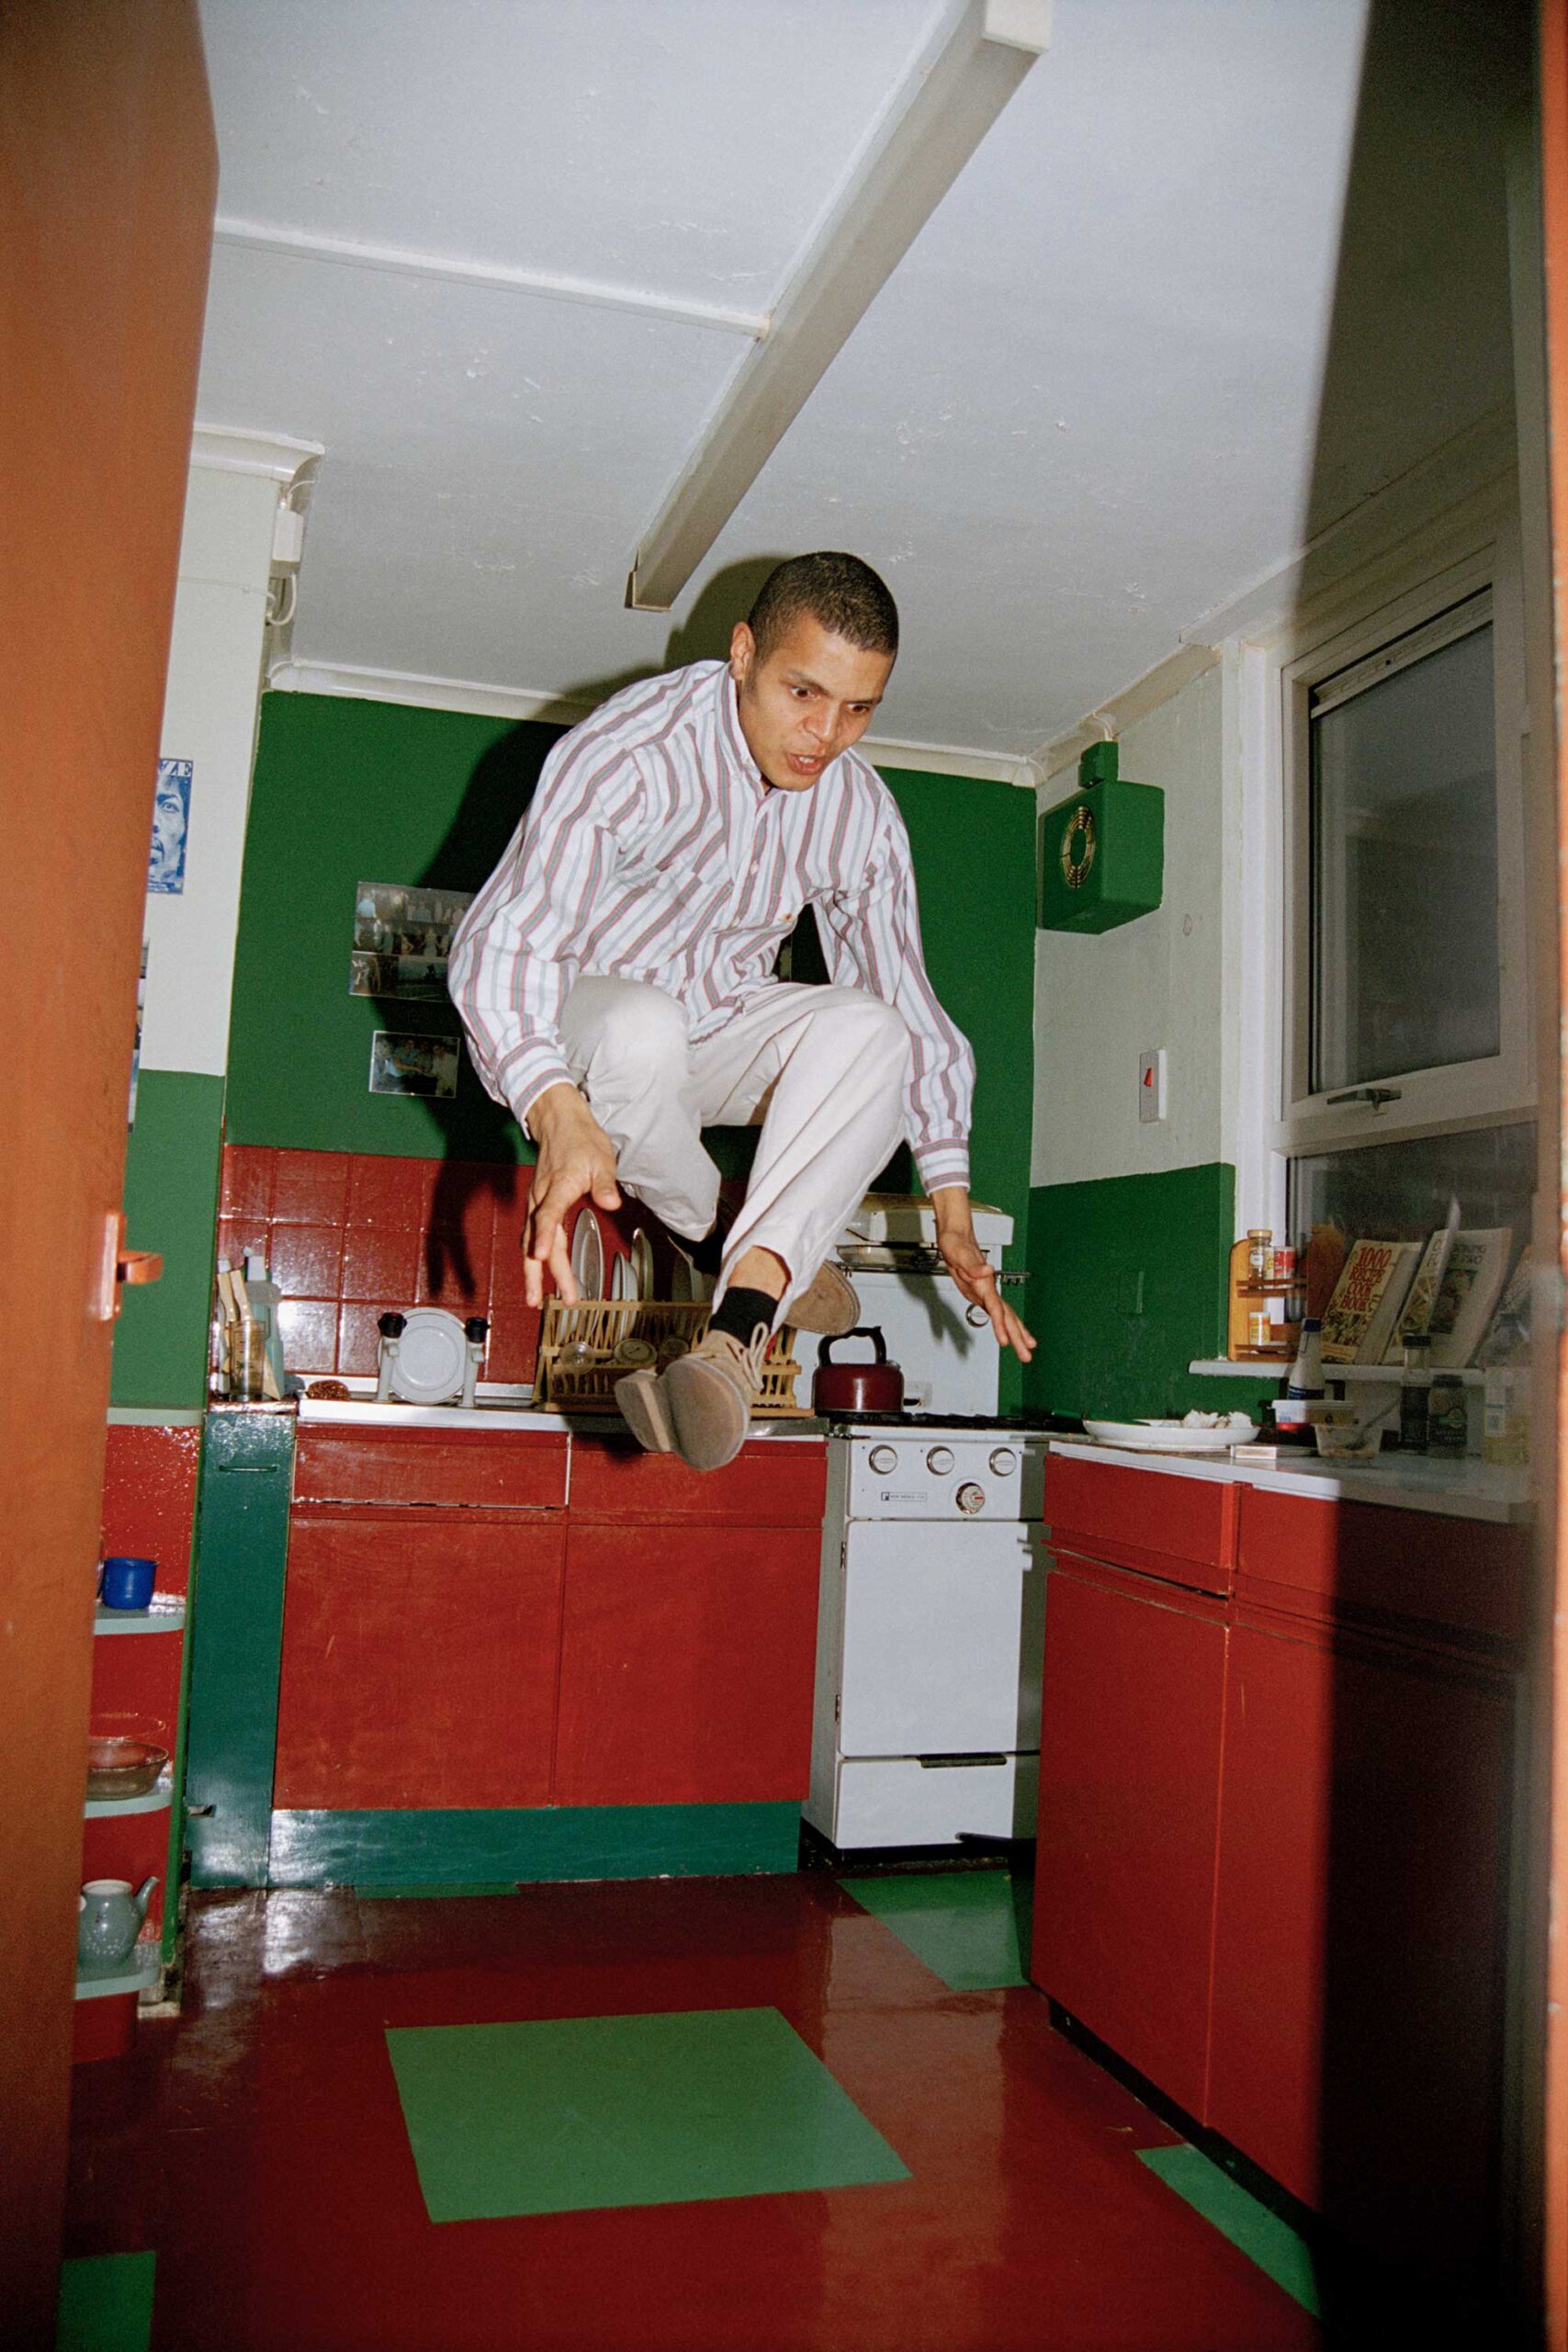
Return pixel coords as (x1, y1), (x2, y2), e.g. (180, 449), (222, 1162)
(729, 614), (893, 791)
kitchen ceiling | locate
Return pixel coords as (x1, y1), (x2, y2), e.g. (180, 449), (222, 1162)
(195, 0), (1519, 768)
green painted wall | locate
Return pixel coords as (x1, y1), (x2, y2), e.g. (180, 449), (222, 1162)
(228, 694), (555, 1163)
(110, 1070), (226, 1408)
(1021, 1162), (1277, 1423)
(225, 699), (1036, 1343)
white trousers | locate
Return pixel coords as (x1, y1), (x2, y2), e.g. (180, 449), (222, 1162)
(558, 978), (910, 1322)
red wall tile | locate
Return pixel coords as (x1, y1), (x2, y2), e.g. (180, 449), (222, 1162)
(220, 1148), (544, 1385)
(271, 1149), (350, 1227)
(269, 1223), (344, 1297)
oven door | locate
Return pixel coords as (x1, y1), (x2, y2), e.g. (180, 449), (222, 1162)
(837, 1521), (1042, 1758)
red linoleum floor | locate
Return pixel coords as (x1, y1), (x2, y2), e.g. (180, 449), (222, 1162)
(65, 1875), (1325, 2351)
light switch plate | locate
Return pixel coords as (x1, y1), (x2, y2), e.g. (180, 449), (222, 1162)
(1138, 1048), (1166, 1124)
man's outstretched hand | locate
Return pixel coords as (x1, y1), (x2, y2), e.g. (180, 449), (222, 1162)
(524, 1083), (622, 1308)
(930, 1185), (1035, 1363)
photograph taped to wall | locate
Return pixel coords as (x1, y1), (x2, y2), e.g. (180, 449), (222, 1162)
(350, 951), (451, 1001)
(148, 758), (192, 894)
(352, 881), (470, 1001)
(353, 880), (471, 958)
(369, 1030), (460, 1100)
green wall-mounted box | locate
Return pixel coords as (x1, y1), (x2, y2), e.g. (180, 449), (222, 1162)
(1037, 741), (1164, 934)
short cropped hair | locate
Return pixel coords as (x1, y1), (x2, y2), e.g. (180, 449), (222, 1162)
(746, 552), (899, 664)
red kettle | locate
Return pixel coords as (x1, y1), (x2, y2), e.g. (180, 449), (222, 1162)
(812, 1327), (905, 1416)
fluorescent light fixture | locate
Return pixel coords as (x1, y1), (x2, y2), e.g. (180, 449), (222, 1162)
(626, 0), (1051, 611)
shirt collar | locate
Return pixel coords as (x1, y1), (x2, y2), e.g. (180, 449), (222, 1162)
(716, 664), (770, 801)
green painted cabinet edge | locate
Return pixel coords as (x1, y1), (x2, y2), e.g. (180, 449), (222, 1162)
(267, 1803), (802, 1888)
(185, 1406), (297, 1886)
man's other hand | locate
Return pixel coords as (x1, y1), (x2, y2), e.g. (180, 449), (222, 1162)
(930, 1186), (1035, 1364)
(524, 1083), (623, 1309)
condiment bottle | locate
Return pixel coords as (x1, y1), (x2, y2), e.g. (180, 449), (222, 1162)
(1399, 1338), (1432, 1453)
(1428, 1373), (1469, 1455)
(1247, 1228), (1273, 1283)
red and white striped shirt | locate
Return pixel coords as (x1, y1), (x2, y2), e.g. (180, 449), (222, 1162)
(448, 659), (974, 1193)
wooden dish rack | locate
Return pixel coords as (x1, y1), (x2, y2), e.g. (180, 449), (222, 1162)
(533, 1298), (807, 1416)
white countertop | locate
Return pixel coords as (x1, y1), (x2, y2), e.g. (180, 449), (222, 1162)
(295, 1394), (826, 1442)
(1047, 1438), (1531, 1525)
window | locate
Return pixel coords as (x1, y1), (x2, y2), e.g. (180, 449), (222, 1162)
(1269, 520), (1533, 1241)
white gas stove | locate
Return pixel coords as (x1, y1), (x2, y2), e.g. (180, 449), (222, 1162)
(804, 1417), (1049, 1852)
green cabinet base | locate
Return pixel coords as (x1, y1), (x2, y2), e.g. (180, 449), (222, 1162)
(267, 1804), (803, 1888)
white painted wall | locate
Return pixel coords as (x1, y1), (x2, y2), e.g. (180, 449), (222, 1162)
(142, 440), (313, 1074)
(1031, 658), (1233, 1189)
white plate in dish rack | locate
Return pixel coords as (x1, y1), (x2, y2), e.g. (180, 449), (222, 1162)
(1083, 1418), (1257, 1453)
(569, 1208), (604, 1301)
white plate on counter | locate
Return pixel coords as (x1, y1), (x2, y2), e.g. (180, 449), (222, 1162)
(1083, 1418), (1258, 1453)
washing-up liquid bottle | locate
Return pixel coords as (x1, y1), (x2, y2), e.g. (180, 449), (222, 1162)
(244, 1252), (287, 1398)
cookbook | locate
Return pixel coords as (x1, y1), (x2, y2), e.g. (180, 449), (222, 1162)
(1320, 1238), (1423, 1364)
(1425, 1228), (1513, 1368)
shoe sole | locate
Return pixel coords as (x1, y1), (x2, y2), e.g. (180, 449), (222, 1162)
(660, 1354), (750, 1472)
(789, 1261), (860, 1337)
(615, 1367), (675, 1453)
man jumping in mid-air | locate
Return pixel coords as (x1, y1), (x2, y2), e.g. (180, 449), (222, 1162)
(449, 550), (1033, 1470)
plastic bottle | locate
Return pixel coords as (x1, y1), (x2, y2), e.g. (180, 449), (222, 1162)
(244, 1251), (287, 1398)
(1284, 1318), (1325, 1400)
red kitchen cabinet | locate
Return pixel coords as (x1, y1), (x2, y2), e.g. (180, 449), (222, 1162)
(1210, 1611), (1517, 2275)
(554, 1519), (821, 1807)
(1032, 1549), (1227, 2120)
(275, 1508), (565, 1809)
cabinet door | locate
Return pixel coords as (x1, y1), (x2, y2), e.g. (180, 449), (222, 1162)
(274, 1510), (565, 1810)
(838, 1520), (1039, 1757)
(1032, 1556), (1226, 2120)
(1210, 1618), (1513, 2274)
(555, 1522), (819, 1806)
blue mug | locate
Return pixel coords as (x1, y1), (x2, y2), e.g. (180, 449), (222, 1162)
(100, 1555), (156, 1611)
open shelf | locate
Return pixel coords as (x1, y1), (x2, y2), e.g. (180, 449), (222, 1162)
(94, 1597), (186, 1635)
(74, 1947), (160, 2001)
(84, 1773), (174, 1820)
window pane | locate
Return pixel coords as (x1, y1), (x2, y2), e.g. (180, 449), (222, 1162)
(1311, 620), (1498, 1092)
(1290, 1121), (1534, 1249)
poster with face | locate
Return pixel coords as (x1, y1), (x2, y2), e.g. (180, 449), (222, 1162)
(148, 758), (192, 894)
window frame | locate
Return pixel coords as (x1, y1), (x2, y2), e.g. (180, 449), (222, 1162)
(1269, 514), (1532, 1172)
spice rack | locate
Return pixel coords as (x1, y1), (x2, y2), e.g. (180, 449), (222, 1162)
(1224, 1237), (1303, 1363)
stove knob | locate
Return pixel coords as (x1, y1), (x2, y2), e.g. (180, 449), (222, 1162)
(868, 1444), (898, 1475)
(955, 1482), (987, 1516)
(926, 1445), (955, 1475)
(989, 1447), (1018, 1476)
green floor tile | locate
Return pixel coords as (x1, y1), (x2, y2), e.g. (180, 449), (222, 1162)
(386, 2006), (910, 2222)
(1139, 2144), (1321, 2316)
(839, 1868), (1031, 1991)
(57, 2252), (156, 2352)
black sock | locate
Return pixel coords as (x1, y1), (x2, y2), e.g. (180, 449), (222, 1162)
(709, 1285), (776, 1345)
(679, 1226), (726, 1276)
